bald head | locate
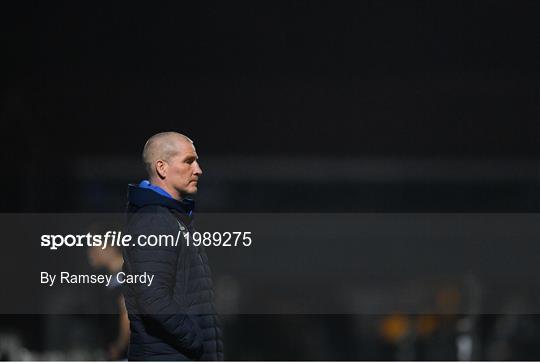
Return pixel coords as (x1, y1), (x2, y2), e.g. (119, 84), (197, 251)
(142, 132), (193, 178)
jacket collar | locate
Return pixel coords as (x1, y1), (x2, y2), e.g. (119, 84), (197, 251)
(127, 184), (195, 216)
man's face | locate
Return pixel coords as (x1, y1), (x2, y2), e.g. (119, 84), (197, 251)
(87, 246), (109, 269)
(166, 140), (203, 197)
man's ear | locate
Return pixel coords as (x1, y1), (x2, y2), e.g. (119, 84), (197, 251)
(155, 160), (167, 179)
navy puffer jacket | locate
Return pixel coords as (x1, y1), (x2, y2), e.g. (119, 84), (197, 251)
(123, 185), (224, 361)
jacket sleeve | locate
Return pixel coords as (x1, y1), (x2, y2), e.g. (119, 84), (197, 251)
(125, 209), (203, 356)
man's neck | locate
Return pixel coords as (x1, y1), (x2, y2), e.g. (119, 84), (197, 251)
(149, 179), (182, 201)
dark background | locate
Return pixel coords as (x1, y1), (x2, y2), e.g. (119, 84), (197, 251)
(2, 1), (540, 360)
(2, 0), (540, 213)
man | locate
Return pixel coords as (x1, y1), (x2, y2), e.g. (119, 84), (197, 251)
(123, 132), (223, 361)
(87, 239), (130, 360)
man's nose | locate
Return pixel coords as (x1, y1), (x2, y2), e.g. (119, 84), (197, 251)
(193, 161), (203, 176)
